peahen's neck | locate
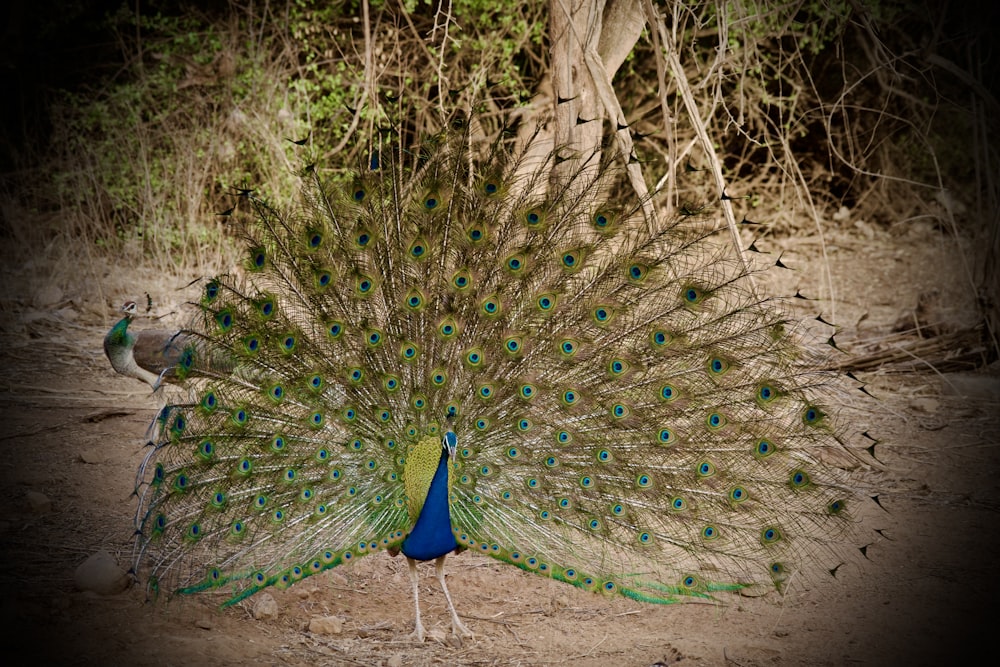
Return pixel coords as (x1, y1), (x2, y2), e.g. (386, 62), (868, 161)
(104, 315), (131, 344)
(401, 446), (458, 561)
(103, 316), (134, 362)
(104, 316), (159, 386)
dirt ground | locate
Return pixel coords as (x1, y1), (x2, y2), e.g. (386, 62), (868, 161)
(0, 216), (997, 666)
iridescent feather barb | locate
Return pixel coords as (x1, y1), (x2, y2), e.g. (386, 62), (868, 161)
(131, 110), (874, 640)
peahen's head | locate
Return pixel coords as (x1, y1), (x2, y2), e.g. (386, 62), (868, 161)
(120, 300), (140, 321)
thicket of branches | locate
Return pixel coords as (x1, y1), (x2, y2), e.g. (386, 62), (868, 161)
(1, 0), (995, 364)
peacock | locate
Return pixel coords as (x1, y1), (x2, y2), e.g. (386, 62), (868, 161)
(131, 108), (872, 642)
(104, 300), (190, 390)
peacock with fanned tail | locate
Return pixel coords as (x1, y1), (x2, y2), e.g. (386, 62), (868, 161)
(132, 110), (872, 641)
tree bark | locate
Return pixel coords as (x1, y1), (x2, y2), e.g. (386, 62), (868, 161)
(516, 0), (646, 195)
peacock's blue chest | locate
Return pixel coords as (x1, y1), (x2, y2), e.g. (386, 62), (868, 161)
(400, 449), (458, 561)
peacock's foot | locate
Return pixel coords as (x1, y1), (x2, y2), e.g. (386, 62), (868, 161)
(451, 618), (474, 639)
(408, 621), (426, 643)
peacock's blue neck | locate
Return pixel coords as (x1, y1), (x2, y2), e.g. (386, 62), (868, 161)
(401, 448), (457, 561)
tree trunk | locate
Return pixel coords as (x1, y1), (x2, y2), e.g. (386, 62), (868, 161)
(516, 0), (646, 194)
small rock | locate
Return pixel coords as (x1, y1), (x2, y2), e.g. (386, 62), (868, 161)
(53, 306), (79, 322)
(832, 205), (851, 222)
(34, 285), (62, 307)
(308, 615), (343, 635)
(25, 491), (52, 514)
(547, 594), (570, 615)
(79, 449), (107, 465)
(195, 618), (213, 630)
(252, 592), (278, 620)
(74, 551), (130, 595)
(853, 218), (875, 240)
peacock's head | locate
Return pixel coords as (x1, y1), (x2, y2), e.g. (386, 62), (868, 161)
(442, 430), (458, 459)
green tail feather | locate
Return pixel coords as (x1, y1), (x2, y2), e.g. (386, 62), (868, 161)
(132, 109), (871, 608)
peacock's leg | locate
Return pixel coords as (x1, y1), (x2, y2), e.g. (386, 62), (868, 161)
(435, 555), (473, 638)
(407, 557), (426, 642)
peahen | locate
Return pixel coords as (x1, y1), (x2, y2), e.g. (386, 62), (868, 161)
(131, 111), (872, 641)
(104, 300), (190, 390)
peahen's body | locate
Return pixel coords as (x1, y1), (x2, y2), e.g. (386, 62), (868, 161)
(132, 112), (871, 640)
(104, 301), (189, 390)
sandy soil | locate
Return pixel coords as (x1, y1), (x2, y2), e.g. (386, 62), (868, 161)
(0, 219), (997, 666)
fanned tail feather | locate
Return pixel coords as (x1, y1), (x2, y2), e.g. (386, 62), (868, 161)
(132, 107), (871, 608)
